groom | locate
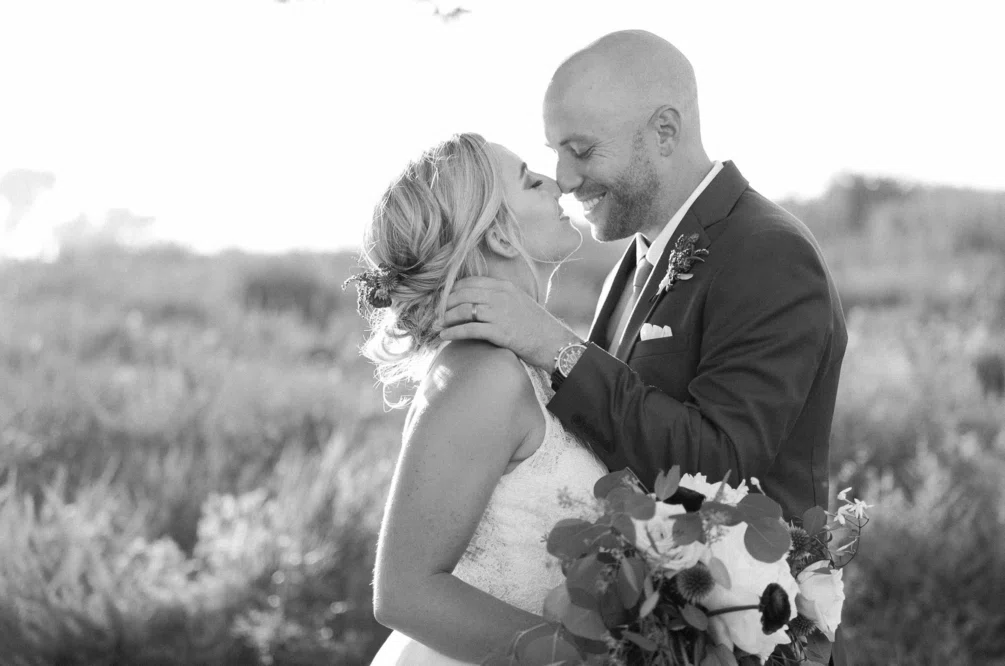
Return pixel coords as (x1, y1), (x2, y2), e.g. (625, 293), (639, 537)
(443, 28), (846, 521)
(443, 27), (848, 653)
(441, 29), (850, 663)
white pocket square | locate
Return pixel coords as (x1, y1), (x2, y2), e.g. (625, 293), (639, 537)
(640, 323), (673, 341)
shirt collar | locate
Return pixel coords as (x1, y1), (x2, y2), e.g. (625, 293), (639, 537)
(640, 161), (723, 266)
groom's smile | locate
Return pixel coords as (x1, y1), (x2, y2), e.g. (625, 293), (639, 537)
(580, 192), (606, 215)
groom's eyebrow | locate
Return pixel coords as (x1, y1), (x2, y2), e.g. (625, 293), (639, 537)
(519, 162), (527, 179)
(558, 134), (586, 147)
(545, 134), (592, 150)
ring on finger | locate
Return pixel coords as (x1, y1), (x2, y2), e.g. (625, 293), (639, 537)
(471, 303), (478, 322)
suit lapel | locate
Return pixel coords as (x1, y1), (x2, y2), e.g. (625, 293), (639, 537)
(614, 161), (750, 361)
(615, 213), (708, 360)
(587, 241), (636, 347)
(687, 161), (749, 232)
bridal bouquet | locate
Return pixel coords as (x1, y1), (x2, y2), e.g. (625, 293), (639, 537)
(486, 467), (869, 666)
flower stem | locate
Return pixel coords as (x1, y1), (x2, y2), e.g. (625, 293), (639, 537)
(706, 604), (759, 617)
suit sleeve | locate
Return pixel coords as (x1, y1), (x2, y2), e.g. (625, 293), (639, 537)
(548, 227), (836, 491)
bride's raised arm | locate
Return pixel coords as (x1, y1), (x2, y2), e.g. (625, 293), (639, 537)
(372, 340), (546, 662)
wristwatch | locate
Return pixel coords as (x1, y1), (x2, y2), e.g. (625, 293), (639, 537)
(551, 341), (587, 390)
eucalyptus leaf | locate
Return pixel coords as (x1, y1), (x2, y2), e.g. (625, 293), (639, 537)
(617, 557), (644, 608)
(805, 628), (834, 664)
(606, 487), (656, 520)
(654, 466), (681, 501)
(622, 630), (659, 652)
(514, 624), (583, 664)
(743, 516), (792, 563)
(565, 555), (606, 607)
(543, 578), (608, 641)
(671, 512), (704, 545)
(802, 506), (828, 537)
(611, 513), (636, 542)
(593, 469), (638, 500)
(700, 501), (744, 527)
(546, 519), (600, 560)
(543, 583), (572, 623)
(737, 494), (783, 522)
(628, 493), (657, 520)
(682, 603), (709, 631)
(566, 585), (596, 610)
(562, 604), (610, 641)
(668, 617), (688, 631)
(639, 591), (660, 619)
(598, 585), (631, 628)
(707, 556), (731, 589)
(592, 532), (624, 551)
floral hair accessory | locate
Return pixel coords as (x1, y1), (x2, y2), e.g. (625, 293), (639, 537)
(342, 263), (402, 315)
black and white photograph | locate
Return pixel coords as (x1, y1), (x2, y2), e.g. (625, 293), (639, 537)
(2, 1), (1004, 665)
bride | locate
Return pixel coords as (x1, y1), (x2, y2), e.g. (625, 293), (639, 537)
(348, 133), (609, 664)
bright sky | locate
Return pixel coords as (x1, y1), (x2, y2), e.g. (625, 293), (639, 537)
(1, 0), (1003, 255)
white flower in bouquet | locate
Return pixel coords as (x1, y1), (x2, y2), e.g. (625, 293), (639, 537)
(630, 501), (707, 571)
(795, 559), (845, 641)
(702, 513), (798, 661)
(678, 472), (749, 505)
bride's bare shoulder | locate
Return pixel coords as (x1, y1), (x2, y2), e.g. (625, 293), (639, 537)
(410, 340), (535, 423)
(424, 340), (527, 396)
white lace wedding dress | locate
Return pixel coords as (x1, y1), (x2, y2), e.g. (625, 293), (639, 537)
(370, 361), (609, 665)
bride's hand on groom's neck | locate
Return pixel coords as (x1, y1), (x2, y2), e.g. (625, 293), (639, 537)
(440, 276), (582, 371)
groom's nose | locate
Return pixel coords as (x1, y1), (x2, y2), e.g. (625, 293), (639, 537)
(543, 177), (562, 198)
(555, 155), (582, 194)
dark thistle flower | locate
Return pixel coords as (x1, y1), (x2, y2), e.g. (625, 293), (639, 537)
(675, 562), (716, 603)
(787, 526), (829, 572)
(787, 613), (818, 639)
(342, 264), (401, 315)
(787, 526), (813, 562)
(758, 583), (791, 634)
(659, 574), (689, 607)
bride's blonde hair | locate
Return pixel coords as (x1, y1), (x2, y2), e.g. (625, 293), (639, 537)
(355, 133), (537, 400)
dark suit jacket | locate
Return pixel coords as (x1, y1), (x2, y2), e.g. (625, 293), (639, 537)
(548, 161), (850, 664)
(548, 161), (847, 522)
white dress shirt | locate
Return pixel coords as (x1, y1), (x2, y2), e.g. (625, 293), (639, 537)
(636, 160), (724, 268)
(607, 161), (723, 352)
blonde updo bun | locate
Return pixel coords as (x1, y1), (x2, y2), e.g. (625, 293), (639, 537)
(356, 133), (534, 400)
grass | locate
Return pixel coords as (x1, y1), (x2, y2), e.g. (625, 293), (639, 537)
(1, 177), (1004, 665)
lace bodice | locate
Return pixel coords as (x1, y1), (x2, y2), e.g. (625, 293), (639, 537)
(370, 360), (609, 666)
(449, 361), (609, 613)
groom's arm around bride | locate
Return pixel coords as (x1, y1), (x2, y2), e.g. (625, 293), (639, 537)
(443, 162), (846, 523)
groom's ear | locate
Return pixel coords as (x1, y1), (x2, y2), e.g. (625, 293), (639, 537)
(652, 105), (681, 157)
(485, 226), (520, 259)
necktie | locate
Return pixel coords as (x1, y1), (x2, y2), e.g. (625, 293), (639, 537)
(607, 256), (654, 353)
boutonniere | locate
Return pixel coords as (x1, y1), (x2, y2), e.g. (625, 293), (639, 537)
(650, 233), (709, 302)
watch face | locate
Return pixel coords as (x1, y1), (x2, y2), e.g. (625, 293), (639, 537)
(559, 345), (585, 375)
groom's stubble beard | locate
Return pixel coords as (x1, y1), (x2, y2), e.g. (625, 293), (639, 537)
(592, 141), (662, 243)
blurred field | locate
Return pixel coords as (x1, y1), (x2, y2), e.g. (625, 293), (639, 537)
(1, 175), (1004, 666)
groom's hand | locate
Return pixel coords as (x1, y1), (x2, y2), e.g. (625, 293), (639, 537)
(440, 276), (581, 371)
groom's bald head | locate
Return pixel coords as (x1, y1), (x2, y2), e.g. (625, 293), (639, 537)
(544, 30), (710, 241)
(546, 30), (703, 151)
